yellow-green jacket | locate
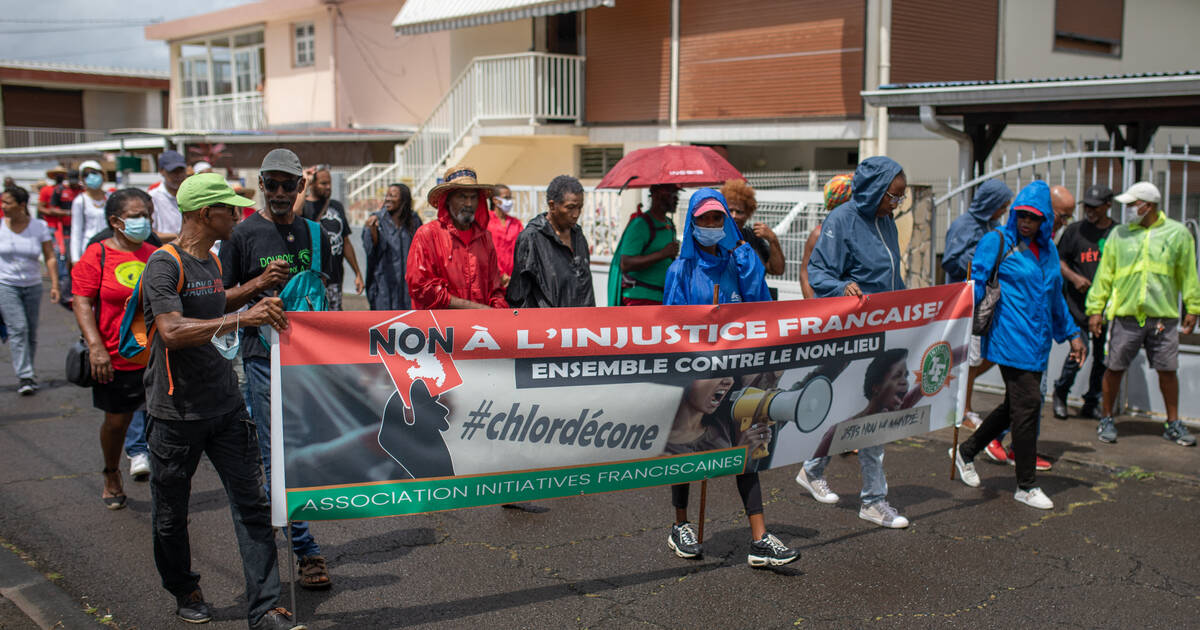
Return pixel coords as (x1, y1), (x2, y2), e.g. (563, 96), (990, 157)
(1084, 211), (1200, 325)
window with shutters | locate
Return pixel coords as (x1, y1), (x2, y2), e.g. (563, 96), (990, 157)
(293, 22), (315, 67)
(1054, 0), (1123, 57)
(579, 147), (624, 179)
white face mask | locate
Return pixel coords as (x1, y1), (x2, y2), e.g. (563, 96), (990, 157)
(495, 197), (514, 214)
(211, 313), (241, 360)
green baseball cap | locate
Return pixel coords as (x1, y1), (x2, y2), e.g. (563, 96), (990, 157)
(176, 172), (256, 213)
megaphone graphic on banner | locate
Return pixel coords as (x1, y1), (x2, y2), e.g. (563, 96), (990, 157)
(730, 376), (834, 459)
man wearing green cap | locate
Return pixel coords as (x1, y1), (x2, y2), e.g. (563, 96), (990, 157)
(143, 173), (303, 628)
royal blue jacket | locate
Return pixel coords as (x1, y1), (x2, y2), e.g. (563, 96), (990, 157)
(808, 156), (905, 297)
(972, 180), (1080, 371)
(663, 188), (771, 306)
(942, 179), (1013, 283)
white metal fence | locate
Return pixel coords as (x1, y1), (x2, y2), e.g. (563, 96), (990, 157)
(935, 135), (1200, 253)
(743, 170), (849, 191)
(348, 52), (585, 213)
(1, 126), (112, 148)
(177, 93), (266, 130)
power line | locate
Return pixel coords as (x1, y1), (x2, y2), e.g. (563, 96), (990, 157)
(0, 24), (151, 35)
(0, 17), (160, 25)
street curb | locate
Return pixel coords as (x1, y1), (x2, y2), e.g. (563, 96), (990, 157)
(0, 545), (102, 629)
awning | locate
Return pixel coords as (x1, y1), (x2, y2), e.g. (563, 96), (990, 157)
(393, 0), (614, 36)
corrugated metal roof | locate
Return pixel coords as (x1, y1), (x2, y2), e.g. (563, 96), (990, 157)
(0, 59), (168, 80)
(393, 0), (614, 35)
(880, 70), (1200, 90)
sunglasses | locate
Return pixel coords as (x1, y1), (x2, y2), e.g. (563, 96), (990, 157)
(261, 177), (300, 193)
(208, 204), (239, 218)
(884, 190), (906, 204)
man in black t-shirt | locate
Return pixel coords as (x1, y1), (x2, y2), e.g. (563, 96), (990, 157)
(143, 173), (301, 629)
(1052, 185), (1115, 420)
(219, 149), (333, 590)
(297, 165), (362, 310)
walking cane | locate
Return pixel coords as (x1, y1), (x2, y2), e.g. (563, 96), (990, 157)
(697, 284), (720, 543)
(950, 421), (959, 480)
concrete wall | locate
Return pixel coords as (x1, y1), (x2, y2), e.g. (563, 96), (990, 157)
(1000, 0), (1200, 80)
(448, 19), (532, 83)
(264, 8), (335, 127)
(82, 89), (162, 130)
(332, 1), (450, 128)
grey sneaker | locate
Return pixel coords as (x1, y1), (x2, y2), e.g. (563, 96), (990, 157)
(668, 521), (702, 559)
(17, 378), (35, 396)
(1097, 416), (1118, 443)
(795, 467), (839, 504)
(747, 532), (799, 568)
(859, 500), (909, 529)
(1163, 420), (1196, 447)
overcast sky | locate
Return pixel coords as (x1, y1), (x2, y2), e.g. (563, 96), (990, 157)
(0, 0), (255, 71)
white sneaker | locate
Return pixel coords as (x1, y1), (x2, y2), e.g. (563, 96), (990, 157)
(859, 500), (909, 529)
(795, 467), (839, 504)
(949, 446), (981, 488)
(1014, 487), (1053, 510)
(129, 453), (151, 482)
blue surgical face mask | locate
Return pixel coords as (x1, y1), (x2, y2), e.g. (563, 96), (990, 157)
(211, 313), (241, 360)
(693, 225), (725, 247)
(119, 216), (152, 243)
(84, 172), (103, 190)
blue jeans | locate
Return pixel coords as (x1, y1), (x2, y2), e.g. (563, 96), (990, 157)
(125, 410), (149, 457)
(0, 283), (42, 380)
(803, 444), (887, 507)
(243, 355), (321, 560)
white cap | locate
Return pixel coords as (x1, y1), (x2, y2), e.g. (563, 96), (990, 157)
(193, 161), (212, 174)
(78, 159), (103, 172)
(1114, 181), (1161, 205)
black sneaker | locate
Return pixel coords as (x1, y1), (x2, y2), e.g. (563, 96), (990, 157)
(667, 521), (702, 559)
(175, 589), (212, 624)
(250, 607), (306, 630)
(17, 378), (36, 396)
(1079, 402), (1102, 420)
(747, 533), (799, 568)
(1052, 391), (1068, 419)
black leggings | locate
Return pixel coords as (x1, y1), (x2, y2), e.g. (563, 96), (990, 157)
(960, 364), (1042, 490)
(670, 472), (763, 516)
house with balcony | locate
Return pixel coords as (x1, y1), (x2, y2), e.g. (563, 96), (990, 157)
(0, 60), (170, 163)
(142, 0), (449, 194)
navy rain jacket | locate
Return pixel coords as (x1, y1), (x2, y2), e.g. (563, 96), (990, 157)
(808, 156), (905, 297)
(663, 188), (771, 306)
(941, 179), (1013, 283)
(972, 180), (1080, 372)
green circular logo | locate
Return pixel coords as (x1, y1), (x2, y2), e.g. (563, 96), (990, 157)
(919, 342), (952, 396)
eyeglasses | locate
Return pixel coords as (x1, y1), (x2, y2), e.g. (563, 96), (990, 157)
(884, 190), (906, 204)
(261, 177), (300, 193)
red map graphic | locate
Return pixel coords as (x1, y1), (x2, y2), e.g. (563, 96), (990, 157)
(373, 311), (463, 407)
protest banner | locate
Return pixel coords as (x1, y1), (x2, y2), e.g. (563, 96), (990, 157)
(270, 283), (973, 525)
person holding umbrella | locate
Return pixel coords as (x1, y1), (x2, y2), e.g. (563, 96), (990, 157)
(607, 183), (680, 305)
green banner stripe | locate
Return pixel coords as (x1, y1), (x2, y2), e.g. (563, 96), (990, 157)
(287, 449), (747, 521)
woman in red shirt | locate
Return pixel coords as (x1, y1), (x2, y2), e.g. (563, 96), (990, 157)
(71, 189), (158, 510)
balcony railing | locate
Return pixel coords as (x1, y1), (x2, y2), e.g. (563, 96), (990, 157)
(1, 126), (112, 148)
(349, 53), (584, 210)
(177, 93), (266, 131)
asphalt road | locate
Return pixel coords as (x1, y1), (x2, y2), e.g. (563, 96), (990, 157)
(1, 290), (1198, 629)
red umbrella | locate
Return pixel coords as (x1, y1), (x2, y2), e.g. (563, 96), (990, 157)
(596, 145), (744, 191)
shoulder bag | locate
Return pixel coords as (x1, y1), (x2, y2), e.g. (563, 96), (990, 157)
(971, 230), (1017, 336)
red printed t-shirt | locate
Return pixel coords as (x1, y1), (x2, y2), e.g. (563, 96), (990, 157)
(71, 240), (158, 371)
(38, 184), (77, 230)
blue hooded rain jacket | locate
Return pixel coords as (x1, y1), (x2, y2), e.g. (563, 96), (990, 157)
(971, 180), (1080, 372)
(808, 156), (905, 297)
(663, 188), (771, 306)
(941, 179), (1014, 283)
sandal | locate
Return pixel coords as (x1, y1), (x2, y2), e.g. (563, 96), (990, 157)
(101, 468), (127, 511)
(298, 554), (332, 590)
